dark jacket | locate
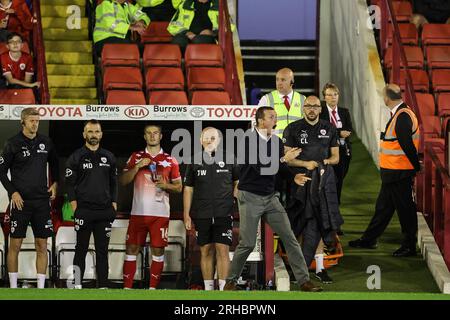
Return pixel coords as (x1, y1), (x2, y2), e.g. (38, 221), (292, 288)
(320, 102), (353, 155)
(287, 163), (343, 237)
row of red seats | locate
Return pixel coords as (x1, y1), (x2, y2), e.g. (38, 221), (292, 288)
(100, 43), (230, 105)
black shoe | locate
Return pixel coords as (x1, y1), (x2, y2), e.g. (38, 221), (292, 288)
(393, 246), (417, 257)
(314, 270), (333, 284)
(299, 280), (323, 292)
(348, 238), (377, 249)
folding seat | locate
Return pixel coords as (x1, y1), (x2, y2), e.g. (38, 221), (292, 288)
(425, 46), (450, 69)
(103, 67), (143, 93)
(0, 89), (35, 104)
(437, 93), (450, 117)
(187, 67), (225, 91)
(140, 21), (172, 43)
(387, 23), (418, 45)
(390, 1), (413, 23)
(55, 226), (96, 283)
(384, 45), (424, 69)
(422, 24), (450, 46)
(185, 44), (223, 69)
(106, 90), (146, 105)
(390, 69), (429, 92)
(143, 44), (181, 68)
(421, 115), (441, 139)
(191, 91), (231, 105)
(164, 220), (186, 273)
(415, 93), (436, 117)
(17, 227), (52, 282)
(431, 69), (450, 93)
(145, 67), (184, 92)
(148, 90), (188, 105)
(0, 229), (4, 281)
(0, 41), (30, 55)
(101, 43), (140, 69)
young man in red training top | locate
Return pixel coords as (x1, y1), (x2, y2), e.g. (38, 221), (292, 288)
(120, 124), (182, 289)
(1, 32), (39, 88)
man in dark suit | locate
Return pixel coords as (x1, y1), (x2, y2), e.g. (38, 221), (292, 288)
(319, 82), (353, 205)
(349, 84), (421, 257)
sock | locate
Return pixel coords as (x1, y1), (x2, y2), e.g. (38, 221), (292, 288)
(8, 272), (18, 288)
(204, 280), (214, 290)
(218, 279), (226, 291)
(315, 254), (324, 274)
(37, 273), (46, 289)
(123, 255), (137, 289)
(149, 255), (164, 289)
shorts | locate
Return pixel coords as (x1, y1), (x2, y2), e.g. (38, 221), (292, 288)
(126, 215), (169, 248)
(10, 199), (53, 239)
(193, 216), (233, 246)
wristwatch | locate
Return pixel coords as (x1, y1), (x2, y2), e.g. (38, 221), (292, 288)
(280, 157), (286, 163)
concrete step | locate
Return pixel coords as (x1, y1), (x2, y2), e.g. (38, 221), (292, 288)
(50, 87), (97, 99)
(43, 28), (88, 41)
(45, 52), (93, 64)
(41, 17), (88, 29)
(46, 64), (95, 75)
(50, 98), (99, 105)
(45, 40), (92, 53)
(48, 75), (96, 88)
(41, 5), (85, 18)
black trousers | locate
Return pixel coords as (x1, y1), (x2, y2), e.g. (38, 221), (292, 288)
(333, 145), (351, 204)
(171, 33), (216, 53)
(73, 207), (115, 287)
(362, 177), (418, 248)
(141, 0), (176, 22)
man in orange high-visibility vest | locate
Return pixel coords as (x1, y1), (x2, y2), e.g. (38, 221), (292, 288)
(349, 84), (421, 257)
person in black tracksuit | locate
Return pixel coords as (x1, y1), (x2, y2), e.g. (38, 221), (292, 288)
(0, 107), (59, 289)
(183, 127), (239, 291)
(65, 120), (118, 288)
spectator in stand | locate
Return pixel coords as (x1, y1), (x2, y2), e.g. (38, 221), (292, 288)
(1, 33), (40, 89)
(168, 0), (218, 52)
(136, 0), (180, 22)
(0, 0), (37, 43)
(410, 0), (450, 29)
(93, 0), (150, 57)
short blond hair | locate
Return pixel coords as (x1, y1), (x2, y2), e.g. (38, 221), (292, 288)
(322, 82), (340, 98)
(21, 107), (39, 121)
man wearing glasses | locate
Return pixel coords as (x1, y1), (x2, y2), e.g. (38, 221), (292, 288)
(1, 33), (39, 89)
(282, 95), (342, 284)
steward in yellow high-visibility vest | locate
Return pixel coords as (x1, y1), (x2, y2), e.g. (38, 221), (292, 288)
(168, 0), (218, 51)
(93, 0), (150, 56)
(258, 68), (305, 138)
(135, 0), (179, 21)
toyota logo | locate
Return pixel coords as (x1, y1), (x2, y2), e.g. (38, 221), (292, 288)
(190, 107), (205, 118)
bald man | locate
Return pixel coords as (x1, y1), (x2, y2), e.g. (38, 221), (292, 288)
(349, 84), (421, 257)
(183, 127), (239, 291)
(282, 95), (342, 284)
(258, 68), (306, 138)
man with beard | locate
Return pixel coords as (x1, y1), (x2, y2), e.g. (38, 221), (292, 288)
(121, 124), (182, 289)
(283, 96), (341, 284)
(65, 120), (118, 289)
(0, 107), (58, 288)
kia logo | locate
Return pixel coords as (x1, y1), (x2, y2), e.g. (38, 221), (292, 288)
(124, 106), (149, 119)
(190, 107), (205, 118)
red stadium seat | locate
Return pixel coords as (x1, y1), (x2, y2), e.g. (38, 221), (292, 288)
(415, 93), (436, 116)
(437, 93), (450, 117)
(0, 89), (35, 104)
(421, 115), (441, 137)
(185, 44), (223, 69)
(140, 21), (172, 43)
(188, 67), (226, 91)
(431, 69), (450, 93)
(103, 67), (143, 92)
(148, 90), (188, 105)
(0, 42), (31, 55)
(425, 46), (450, 69)
(106, 90), (146, 105)
(101, 44), (140, 68)
(191, 91), (231, 105)
(387, 23), (418, 45)
(143, 44), (181, 68)
(384, 46), (424, 69)
(145, 67), (184, 91)
(390, 1), (413, 22)
(422, 24), (450, 46)
(390, 69), (429, 92)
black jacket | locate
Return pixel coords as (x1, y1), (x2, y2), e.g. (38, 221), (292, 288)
(184, 151), (239, 219)
(320, 102), (353, 153)
(65, 146), (118, 210)
(287, 163), (343, 237)
(0, 132), (59, 200)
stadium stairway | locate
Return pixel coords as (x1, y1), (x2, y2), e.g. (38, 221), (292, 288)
(41, 0), (98, 105)
(241, 40), (317, 104)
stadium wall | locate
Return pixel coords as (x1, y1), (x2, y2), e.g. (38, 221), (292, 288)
(319, 0), (389, 166)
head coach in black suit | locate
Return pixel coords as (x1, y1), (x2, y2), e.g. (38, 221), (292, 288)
(319, 82), (353, 205)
